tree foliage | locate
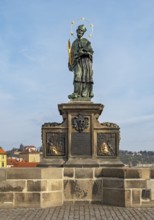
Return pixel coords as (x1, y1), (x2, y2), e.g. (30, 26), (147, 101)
(119, 150), (154, 166)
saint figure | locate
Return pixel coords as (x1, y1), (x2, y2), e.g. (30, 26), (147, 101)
(68, 24), (94, 100)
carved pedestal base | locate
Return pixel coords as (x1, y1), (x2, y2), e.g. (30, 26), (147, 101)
(40, 102), (123, 167)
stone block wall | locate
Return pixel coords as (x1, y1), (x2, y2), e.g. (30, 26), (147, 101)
(0, 168), (63, 208)
(0, 167), (154, 208)
(102, 168), (154, 207)
(64, 168), (103, 203)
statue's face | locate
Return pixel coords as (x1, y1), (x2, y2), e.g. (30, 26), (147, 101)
(77, 28), (84, 39)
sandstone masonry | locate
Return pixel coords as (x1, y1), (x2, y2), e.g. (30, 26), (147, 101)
(0, 167), (153, 208)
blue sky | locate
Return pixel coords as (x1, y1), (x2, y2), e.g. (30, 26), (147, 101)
(0, 0), (154, 151)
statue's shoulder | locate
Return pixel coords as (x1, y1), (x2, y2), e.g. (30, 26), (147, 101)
(81, 38), (90, 43)
(72, 39), (78, 46)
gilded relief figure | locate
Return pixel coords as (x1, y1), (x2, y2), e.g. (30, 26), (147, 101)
(98, 142), (115, 156)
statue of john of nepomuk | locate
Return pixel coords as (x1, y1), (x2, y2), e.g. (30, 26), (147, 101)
(68, 24), (94, 100)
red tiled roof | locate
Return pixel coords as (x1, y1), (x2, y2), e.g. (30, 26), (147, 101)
(7, 159), (39, 167)
(0, 147), (6, 154)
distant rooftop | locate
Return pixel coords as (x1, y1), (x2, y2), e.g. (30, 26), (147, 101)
(7, 158), (39, 167)
(0, 147), (6, 154)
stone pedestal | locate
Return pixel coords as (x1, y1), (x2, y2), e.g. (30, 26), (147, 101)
(40, 102), (123, 167)
(0, 167), (154, 208)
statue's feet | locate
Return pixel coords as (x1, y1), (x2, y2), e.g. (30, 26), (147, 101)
(81, 92), (86, 97)
(81, 92), (94, 98)
(68, 93), (78, 99)
(90, 92), (94, 98)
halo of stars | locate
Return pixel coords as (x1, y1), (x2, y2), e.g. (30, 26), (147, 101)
(70, 17), (94, 39)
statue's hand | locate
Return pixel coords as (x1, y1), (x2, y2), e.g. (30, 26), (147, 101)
(79, 48), (86, 55)
(79, 48), (91, 57)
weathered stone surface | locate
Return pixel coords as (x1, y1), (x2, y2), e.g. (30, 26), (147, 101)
(96, 167), (150, 179)
(102, 168), (151, 179)
(41, 192), (63, 208)
(7, 168), (42, 179)
(151, 169), (154, 179)
(75, 168), (93, 179)
(15, 193), (40, 208)
(103, 189), (131, 207)
(41, 168), (62, 179)
(95, 168), (103, 178)
(27, 180), (47, 192)
(151, 190), (154, 200)
(125, 180), (146, 188)
(39, 159), (66, 167)
(47, 180), (63, 191)
(147, 179), (154, 188)
(139, 169), (150, 179)
(142, 200), (154, 207)
(0, 180), (26, 192)
(102, 168), (124, 178)
(148, 180), (154, 200)
(132, 190), (141, 205)
(0, 169), (6, 181)
(92, 180), (103, 201)
(103, 178), (124, 188)
(125, 169), (150, 179)
(0, 193), (13, 207)
(64, 179), (103, 201)
(125, 169), (140, 178)
(64, 158), (99, 167)
(64, 180), (74, 200)
(124, 190), (132, 207)
(0, 167), (154, 208)
(64, 168), (74, 178)
(142, 189), (151, 200)
(64, 180), (93, 200)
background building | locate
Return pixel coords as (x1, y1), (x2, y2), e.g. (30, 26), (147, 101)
(19, 145), (40, 162)
(0, 147), (7, 168)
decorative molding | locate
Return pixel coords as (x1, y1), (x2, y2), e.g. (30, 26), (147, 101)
(42, 122), (63, 127)
(101, 122), (119, 128)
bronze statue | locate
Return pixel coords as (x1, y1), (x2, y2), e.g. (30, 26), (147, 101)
(68, 24), (94, 100)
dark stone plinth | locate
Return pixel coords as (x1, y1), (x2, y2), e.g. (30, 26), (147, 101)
(40, 102), (123, 167)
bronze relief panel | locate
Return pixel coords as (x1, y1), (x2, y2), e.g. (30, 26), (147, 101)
(97, 133), (116, 156)
(46, 132), (65, 156)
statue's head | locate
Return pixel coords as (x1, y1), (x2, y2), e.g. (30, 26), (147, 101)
(77, 24), (87, 33)
(76, 24), (87, 38)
